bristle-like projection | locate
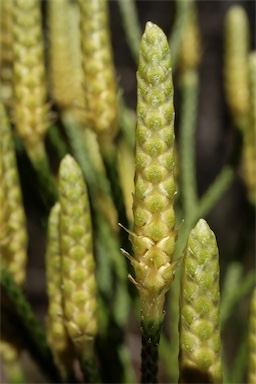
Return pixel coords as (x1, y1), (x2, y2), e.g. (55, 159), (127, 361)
(58, 155), (98, 354)
(224, 5), (250, 130)
(78, 0), (118, 138)
(46, 202), (74, 380)
(179, 219), (222, 384)
(248, 288), (256, 384)
(12, 0), (49, 160)
(126, 21), (178, 325)
(0, 0), (14, 103)
(0, 102), (27, 287)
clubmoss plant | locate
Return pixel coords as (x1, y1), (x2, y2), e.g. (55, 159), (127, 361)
(46, 202), (74, 380)
(242, 52), (256, 206)
(178, 3), (201, 74)
(47, 0), (75, 109)
(0, 102), (27, 287)
(0, 102), (28, 383)
(47, 0), (84, 117)
(0, 2), (255, 383)
(12, 0), (49, 161)
(78, 0), (118, 140)
(58, 154), (98, 382)
(179, 219), (222, 383)
(122, 22), (180, 382)
(224, 5), (250, 130)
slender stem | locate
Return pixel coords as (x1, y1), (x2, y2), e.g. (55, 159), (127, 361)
(46, 124), (68, 161)
(98, 138), (129, 245)
(62, 111), (98, 187)
(13, 137), (58, 209)
(117, 0), (141, 63)
(197, 165), (234, 219)
(62, 111), (111, 197)
(0, 266), (61, 383)
(229, 332), (248, 383)
(179, 70), (199, 221)
(80, 351), (101, 384)
(32, 153), (58, 209)
(118, 95), (136, 150)
(117, 344), (136, 384)
(221, 269), (255, 328)
(141, 320), (162, 384)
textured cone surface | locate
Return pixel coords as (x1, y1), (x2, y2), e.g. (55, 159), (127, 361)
(59, 155), (97, 350)
(13, 0), (49, 157)
(78, 0), (118, 137)
(179, 219), (222, 384)
(224, 5), (250, 128)
(46, 202), (73, 378)
(179, 5), (201, 73)
(0, 102), (27, 287)
(47, 0), (84, 111)
(241, 52), (256, 205)
(0, 0), (14, 102)
(128, 22), (178, 323)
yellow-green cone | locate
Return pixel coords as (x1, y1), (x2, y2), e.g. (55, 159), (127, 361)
(58, 155), (98, 354)
(224, 5), (250, 130)
(47, 0), (84, 113)
(0, 0), (14, 103)
(0, 102), (27, 287)
(12, 0), (49, 160)
(47, 0), (75, 109)
(46, 202), (73, 379)
(78, 0), (118, 139)
(248, 287), (256, 384)
(0, 101), (27, 384)
(124, 22), (179, 325)
(179, 219), (222, 384)
(179, 3), (201, 74)
(241, 52), (256, 205)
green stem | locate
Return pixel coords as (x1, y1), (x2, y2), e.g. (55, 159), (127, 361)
(46, 125), (68, 161)
(141, 320), (162, 384)
(197, 165), (234, 219)
(0, 266), (61, 383)
(80, 352), (100, 384)
(2, 359), (26, 384)
(179, 70), (199, 221)
(117, 0), (141, 63)
(119, 95), (136, 150)
(229, 332), (248, 383)
(32, 153), (58, 209)
(169, 0), (193, 71)
(221, 269), (255, 328)
(98, 138), (129, 245)
(117, 344), (136, 384)
(62, 111), (98, 187)
(62, 110), (111, 197)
